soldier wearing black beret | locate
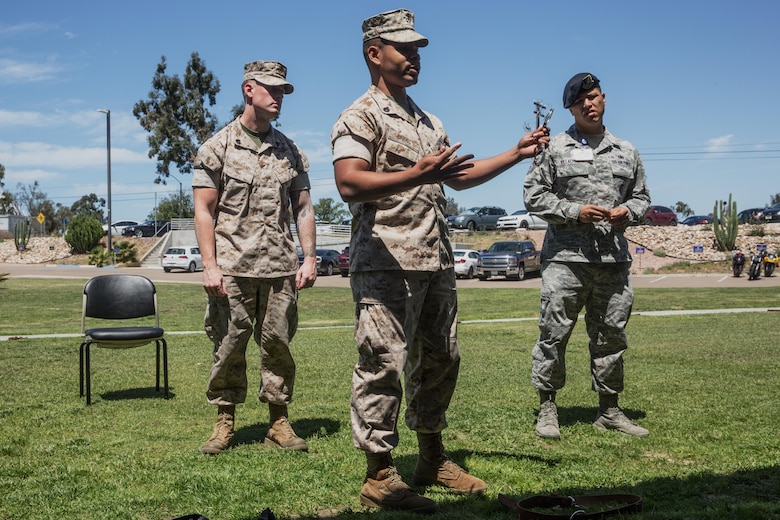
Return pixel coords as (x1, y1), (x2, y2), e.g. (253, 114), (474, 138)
(523, 72), (652, 440)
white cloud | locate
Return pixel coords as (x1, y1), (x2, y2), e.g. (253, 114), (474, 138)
(706, 134), (734, 153)
(0, 58), (64, 84)
(0, 141), (152, 169)
(3, 168), (61, 185)
(0, 22), (53, 37)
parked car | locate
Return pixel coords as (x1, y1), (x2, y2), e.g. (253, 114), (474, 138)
(476, 240), (541, 281)
(453, 249), (480, 279)
(102, 220), (139, 236)
(758, 202), (780, 223)
(450, 206), (507, 231)
(339, 247), (350, 277)
(737, 208), (763, 224)
(643, 206), (677, 226)
(315, 248), (341, 276)
(681, 215), (712, 226)
(496, 210), (548, 230)
(161, 246), (202, 272)
(122, 219), (170, 237)
(297, 249), (322, 272)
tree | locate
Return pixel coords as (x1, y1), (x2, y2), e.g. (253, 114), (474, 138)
(70, 193), (106, 221)
(673, 201), (693, 217)
(0, 163), (15, 215)
(770, 193), (780, 205)
(53, 203), (73, 235)
(14, 181), (57, 234)
(444, 196), (460, 216)
(150, 192), (194, 221)
(133, 52), (220, 184)
(313, 197), (349, 223)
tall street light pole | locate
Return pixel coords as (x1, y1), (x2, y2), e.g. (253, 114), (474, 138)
(97, 109), (112, 257)
(168, 173), (183, 219)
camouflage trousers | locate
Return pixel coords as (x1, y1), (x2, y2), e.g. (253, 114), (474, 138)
(204, 275), (298, 406)
(531, 261), (633, 395)
(350, 269), (461, 453)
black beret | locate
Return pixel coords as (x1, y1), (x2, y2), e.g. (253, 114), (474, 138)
(562, 73), (600, 109)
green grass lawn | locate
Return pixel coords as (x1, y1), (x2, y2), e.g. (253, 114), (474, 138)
(1, 279), (778, 519)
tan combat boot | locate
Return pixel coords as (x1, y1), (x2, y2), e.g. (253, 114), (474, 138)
(264, 403), (308, 451)
(201, 405), (235, 455)
(593, 394), (649, 437)
(360, 453), (438, 513)
(412, 432), (487, 495)
(536, 391), (561, 440)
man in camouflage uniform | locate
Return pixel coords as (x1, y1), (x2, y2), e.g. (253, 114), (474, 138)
(193, 60), (317, 455)
(523, 72), (651, 440)
(331, 9), (549, 513)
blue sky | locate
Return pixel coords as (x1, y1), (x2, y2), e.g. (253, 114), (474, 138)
(2, 0), (778, 224)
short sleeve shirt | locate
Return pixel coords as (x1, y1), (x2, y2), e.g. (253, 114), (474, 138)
(193, 118), (310, 277)
(523, 125), (651, 263)
(330, 85), (453, 272)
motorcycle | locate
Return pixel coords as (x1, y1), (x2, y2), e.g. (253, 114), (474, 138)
(764, 252), (778, 277)
(747, 250), (765, 281)
(732, 251), (746, 277)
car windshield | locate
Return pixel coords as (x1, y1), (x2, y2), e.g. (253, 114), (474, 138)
(488, 243), (520, 253)
(165, 248), (184, 254)
(453, 251), (465, 257)
(511, 210), (527, 216)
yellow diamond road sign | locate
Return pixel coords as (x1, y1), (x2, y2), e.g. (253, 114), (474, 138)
(37, 212), (45, 224)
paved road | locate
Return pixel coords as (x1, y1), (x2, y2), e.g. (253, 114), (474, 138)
(3, 262), (780, 289)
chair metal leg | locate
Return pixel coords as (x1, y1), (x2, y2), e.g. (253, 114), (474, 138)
(155, 341), (161, 392)
(162, 338), (169, 399)
(85, 342), (92, 406)
(79, 342), (85, 398)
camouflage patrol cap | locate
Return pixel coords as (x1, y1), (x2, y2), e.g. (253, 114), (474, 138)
(562, 72), (600, 109)
(362, 8), (428, 47)
(243, 61), (294, 94)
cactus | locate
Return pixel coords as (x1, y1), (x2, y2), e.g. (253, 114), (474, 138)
(13, 220), (31, 251)
(713, 194), (738, 251)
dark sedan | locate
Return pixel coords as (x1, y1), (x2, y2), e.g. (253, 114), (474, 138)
(681, 215), (712, 225)
(759, 202), (780, 222)
(316, 248), (341, 276)
(121, 219), (170, 237)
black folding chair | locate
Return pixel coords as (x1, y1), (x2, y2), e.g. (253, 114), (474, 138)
(79, 274), (169, 405)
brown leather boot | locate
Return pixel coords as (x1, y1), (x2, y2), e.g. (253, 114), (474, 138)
(412, 432), (487, 495)
(264, 403), (308, 451)
(201, 405), (235, 455)
(360, 453), (438, 513)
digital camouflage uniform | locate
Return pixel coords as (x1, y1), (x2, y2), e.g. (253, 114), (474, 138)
(193, 117), (310, 406)
(523, 124), (650, 395)
(331, 85), (460, 453)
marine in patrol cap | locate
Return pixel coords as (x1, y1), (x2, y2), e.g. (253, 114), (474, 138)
(362, 8), (428, 47)
(243, 61), (294, 94)
(562, 72), (600, 109)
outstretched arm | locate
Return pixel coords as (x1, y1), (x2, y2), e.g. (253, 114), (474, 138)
(444, 126), (549, 191)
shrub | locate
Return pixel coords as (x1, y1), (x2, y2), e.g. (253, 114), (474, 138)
(64, 214), (103, 254)
(653, 248), (667, 257)
(114, 241), (138, 264)
(747, 225), (765, 237)
(88, 246), (110, 268)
